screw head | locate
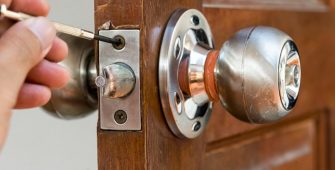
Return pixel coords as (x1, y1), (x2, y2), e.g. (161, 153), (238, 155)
(95, 76), (106, 87)
(192, 121), (201, 132)
(112, 35), (126, 50)
(191, 15), (200, 26)
(114, 110), (127, 124)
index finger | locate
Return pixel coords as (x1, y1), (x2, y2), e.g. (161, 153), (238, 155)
(1, 0), (49, 16)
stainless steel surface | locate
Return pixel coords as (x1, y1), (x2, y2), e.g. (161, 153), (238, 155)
(95, 76), (106, 88)
(99, 30), (141, 130)
(215, 26), (301, 123)
(279, 41), (301, 110)
(43, 33), (97, 119)
(102, 63), (135, 98)
(159, 9), (214, 138)
(187, 43), (211, 106)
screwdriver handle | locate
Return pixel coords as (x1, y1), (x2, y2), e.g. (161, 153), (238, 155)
(1, 5), (31, 21)
(53, 23), (94, 40)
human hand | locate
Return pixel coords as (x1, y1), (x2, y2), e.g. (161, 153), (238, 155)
(0, 0), (69, 150)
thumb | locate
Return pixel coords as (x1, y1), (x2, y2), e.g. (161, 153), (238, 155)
(0, 17), (55, 110)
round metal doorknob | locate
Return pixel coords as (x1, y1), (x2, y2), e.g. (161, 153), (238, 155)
(211, 26), (301, 123)
(42, 33), (98, 119)
(159, 9), (301, 138)
(43, 33), (137, 120)
(96, 63), (136, 99)
(177, 26), (301, 124)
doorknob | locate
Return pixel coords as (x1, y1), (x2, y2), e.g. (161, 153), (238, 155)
(43, 33), (97, 119)
(189, 26), (300, 123)
(217, 27), (300, 123)
(43, 30), (141, 131)
(159, 9), (301, 138)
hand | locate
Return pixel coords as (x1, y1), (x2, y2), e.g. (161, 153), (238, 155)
(0, 0), (69, 150)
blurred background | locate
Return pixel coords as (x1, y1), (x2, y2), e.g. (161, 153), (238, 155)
(0, 0), (98, 170)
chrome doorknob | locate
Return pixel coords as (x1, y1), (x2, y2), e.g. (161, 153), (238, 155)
(210, 27), (300, 123)
(42, 29), (141, 131)
(43, 33), (137, 120)
(96, 63), (136, 99)
(177, 26), (301, 124)
(43, 33), (97, 119)
(159, 9), (301, 138)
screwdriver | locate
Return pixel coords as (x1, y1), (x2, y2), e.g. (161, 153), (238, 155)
(0, 4), (119, 44)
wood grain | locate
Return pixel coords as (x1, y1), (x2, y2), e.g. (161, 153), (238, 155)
(203, 0), (329, 11)
(94, 0), (141, 28)
(205, 118), (318, 169)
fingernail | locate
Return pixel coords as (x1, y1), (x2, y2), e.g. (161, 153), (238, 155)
(24, 17), (56, 53)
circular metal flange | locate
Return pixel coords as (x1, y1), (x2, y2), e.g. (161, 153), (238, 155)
(159, 9), (214, 138)
(43, 33), (98, 119)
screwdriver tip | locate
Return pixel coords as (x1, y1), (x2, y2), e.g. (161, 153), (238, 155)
(94, 35), (120, 44)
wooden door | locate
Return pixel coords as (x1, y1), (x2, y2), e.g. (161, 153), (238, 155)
(94, 0), (335, 169)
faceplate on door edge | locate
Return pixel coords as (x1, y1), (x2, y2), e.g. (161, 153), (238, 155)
(98, 30), (141, 130)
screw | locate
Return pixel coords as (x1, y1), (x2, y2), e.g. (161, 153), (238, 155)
(95, 76), (106, 88)
(114, 110), (127, 124)
(112, 35), (126, 50)
(192, 15), (200, 26)
(193, 121), (201, 132)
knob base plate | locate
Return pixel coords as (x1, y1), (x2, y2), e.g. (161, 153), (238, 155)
(159, 9), (214, 138)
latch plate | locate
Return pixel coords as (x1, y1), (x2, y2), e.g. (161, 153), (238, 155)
(99, 30), (141, 130)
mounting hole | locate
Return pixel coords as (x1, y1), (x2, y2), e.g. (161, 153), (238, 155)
(192, 121), (201, 132)
(191, 15), (200, 26)
(174, 37), (181, 59)
(112, 35), (126, 50)
(174, 92), (182, 114)
(114, 110), (127, 124)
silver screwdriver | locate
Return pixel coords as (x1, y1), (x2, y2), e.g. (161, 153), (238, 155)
(0, 4), (119, 44)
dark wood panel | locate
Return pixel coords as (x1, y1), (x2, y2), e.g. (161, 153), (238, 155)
(204, 113), (327, 170)
(203, 0), (329, 11)
(94, 0), (141, 28)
